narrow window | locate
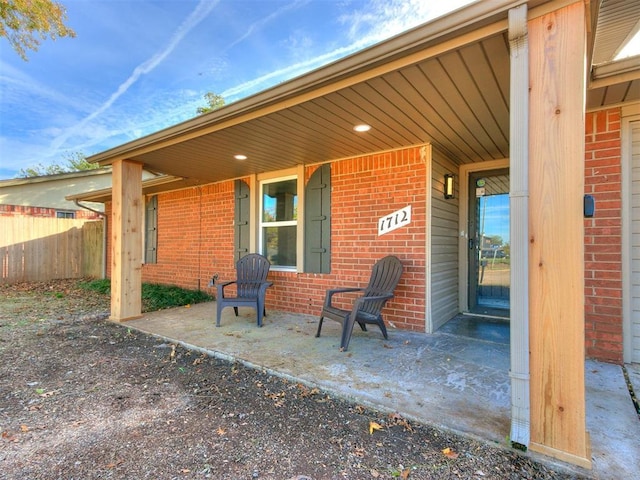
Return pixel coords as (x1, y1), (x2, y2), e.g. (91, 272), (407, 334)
(260, 176), (297, 269)
(56, 211), (75, 218)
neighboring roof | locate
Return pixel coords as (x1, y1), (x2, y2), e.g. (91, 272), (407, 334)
(0, 167), (161, 210)
(65, 175), (195, 204)
(86, 0), (639, 193)
(0, 167), (112, 188)
(0, 168), (114, 211)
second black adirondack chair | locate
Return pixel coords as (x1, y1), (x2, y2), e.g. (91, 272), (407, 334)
(216, 253), (272, 327)
(316, 255), (403, 351)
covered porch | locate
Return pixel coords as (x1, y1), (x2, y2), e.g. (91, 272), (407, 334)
(124, 302), (640, 480)
(77, 0), (640, 470)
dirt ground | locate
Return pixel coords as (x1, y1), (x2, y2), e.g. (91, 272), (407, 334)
(0, 279), (588, 480)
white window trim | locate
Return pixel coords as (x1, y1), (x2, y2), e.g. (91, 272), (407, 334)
(257, 169), (303, 272)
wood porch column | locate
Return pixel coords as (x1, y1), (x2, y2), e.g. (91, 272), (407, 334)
(528, 1), (591, 468)
(110, 159), (143, 321)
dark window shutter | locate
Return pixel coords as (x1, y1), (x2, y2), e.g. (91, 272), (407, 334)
(304, 164), (331, 273)
(145, 196), (158, 264)
(235, 180), (250, 262)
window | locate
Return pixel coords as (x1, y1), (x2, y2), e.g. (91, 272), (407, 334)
(260, 176), (297, 269)
(56, 211), (75, 218)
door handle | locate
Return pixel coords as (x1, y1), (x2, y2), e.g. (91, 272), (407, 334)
(469, 238), (475, 250)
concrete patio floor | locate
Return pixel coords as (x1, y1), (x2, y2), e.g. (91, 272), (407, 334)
(122, 302), (640, 479)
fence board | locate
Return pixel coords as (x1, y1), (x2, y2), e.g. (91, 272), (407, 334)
(0, 217), (104, 283)
(82, 220), (104, 278)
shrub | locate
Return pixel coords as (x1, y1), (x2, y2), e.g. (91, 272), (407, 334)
(78, 279), (213, 312)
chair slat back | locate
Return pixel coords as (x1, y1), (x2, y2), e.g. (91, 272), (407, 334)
(236, 254), (271, 297)
(362, 256), (403, 314)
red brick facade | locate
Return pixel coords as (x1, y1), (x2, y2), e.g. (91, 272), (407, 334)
(104, 121), (628, 363)
(0, 204), (101, 219)
(106, 147), (428, 331)
(584, 108), (623, 363)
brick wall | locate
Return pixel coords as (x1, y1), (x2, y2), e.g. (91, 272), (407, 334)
(104, 127), (628, 362)
(266, 148), (427, 331)
(139, 181), (236, 290)
(0, 204), (101, 219)
(108, 146), (427, 331)
(584, 108), (623, 363)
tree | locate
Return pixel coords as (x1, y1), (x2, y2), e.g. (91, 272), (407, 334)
(18, 152), (99, 177)
(197, 92), (225, 114)
(0, 0), (75, 61)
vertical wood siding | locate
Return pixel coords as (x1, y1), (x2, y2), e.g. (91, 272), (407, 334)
(0, 217), (103, 283)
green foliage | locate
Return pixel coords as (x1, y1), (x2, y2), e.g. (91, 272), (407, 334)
(197, 92), (225, 114)
(0, 0), (76, 61)
(78, 279), (213, 312)
(142, 283), (213, 312)
(79, 278), (111, 295)
(18, 152), (99, 178)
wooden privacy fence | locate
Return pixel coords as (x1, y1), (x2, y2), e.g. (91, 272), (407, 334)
(0, 217), (104, 284)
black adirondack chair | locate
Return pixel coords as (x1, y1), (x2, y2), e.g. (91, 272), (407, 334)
(216, 254), (272, 327)
(316, 255), (403, 351)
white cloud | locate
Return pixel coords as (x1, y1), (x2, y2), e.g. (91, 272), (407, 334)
(221, 0), (475, 101)
(0, 60), (92, 113)
(339, 0), (474, 45)
(0, 0), (477, 178)
(48, 0), (221, 153)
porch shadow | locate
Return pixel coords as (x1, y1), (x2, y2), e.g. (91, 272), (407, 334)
(123, 302), (639, 479)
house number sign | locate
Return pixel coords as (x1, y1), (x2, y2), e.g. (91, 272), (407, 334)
(378, 205), (411, 236)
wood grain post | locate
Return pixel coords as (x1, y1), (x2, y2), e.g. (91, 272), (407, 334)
(528, 1), (591, 468)
(110, 159), (143, 321)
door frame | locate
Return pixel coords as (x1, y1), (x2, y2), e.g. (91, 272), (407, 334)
(458, 158), (510, 313)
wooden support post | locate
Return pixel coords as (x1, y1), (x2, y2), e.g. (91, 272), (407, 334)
(110, 159), (143, 321)
(528, 2), (591, 468)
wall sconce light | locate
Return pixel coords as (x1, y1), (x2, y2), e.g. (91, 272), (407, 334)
(444, 173), (455, 199)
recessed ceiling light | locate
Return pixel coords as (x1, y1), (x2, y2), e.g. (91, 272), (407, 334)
(234, 154), (247, 160)
(353, 124), (371, 132)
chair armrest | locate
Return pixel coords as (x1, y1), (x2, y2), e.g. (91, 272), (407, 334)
(353, 293), (393, 306)
(351, 293), (394, 313)
(216, 280), (237, 296)
(324, 287), (365, 307)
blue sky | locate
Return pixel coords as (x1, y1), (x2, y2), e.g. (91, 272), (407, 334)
(0, 0), (477, 179)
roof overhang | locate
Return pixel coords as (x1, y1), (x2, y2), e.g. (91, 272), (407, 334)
(65, 175), (197, 204)
(84, 0), (639, 197)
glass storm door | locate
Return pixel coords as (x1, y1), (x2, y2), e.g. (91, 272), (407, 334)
(468, 170), (510, 314)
